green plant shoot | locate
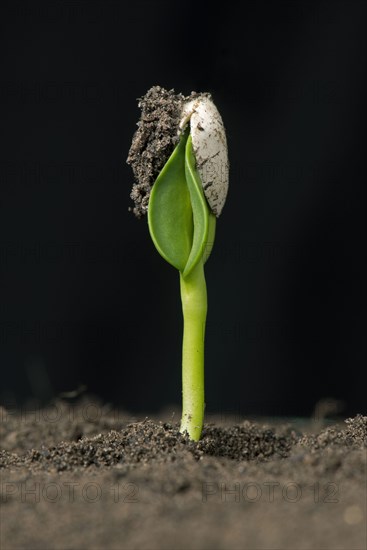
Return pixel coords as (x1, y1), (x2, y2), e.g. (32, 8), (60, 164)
(148, 131), (216, 441)
(127, 87), (228, 441)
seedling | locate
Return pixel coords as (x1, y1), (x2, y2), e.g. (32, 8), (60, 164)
(127, 87), (229, 440)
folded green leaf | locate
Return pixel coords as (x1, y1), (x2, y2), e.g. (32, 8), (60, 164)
(183, 135), (212, 277)
(148, 132), (216, 276)
(204, 211), (216, 265)
(148, 131), (193, 272)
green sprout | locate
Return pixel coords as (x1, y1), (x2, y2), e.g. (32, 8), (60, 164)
(128, 87), (228, 441)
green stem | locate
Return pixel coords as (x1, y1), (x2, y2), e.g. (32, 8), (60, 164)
(179, 258), (207, 441)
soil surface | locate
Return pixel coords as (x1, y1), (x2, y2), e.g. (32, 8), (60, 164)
(127, 85), (185, 218)
(127, 85), (202, 218)
(1, 398), (366, 550)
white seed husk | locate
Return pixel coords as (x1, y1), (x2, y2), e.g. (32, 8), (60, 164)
(179, 95), (229, 217)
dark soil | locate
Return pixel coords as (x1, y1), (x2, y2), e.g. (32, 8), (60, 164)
(1, 398), (366, 550)
(127, 85), (202, 218)
(126, 85), (185, 218)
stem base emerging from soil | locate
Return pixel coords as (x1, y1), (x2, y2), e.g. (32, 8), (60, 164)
(179, 259), (207, 441)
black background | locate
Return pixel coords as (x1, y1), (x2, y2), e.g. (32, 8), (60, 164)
(0, 1), (365, 418)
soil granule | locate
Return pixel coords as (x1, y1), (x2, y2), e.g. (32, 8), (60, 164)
(1, 399), (366, 549)
(127, 85), (203, 218)
(126, 86), (185, 218)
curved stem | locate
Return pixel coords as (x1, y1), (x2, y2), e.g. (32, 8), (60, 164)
(179, 258), (207, 441)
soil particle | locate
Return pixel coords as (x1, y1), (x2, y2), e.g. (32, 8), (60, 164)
(0, 418), (298, 473)
(1, 401), (366, 550)
(298, 413), (367, 449)
(127, 85), (202, 218)
(127, 86), (185, 217)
